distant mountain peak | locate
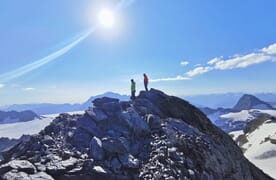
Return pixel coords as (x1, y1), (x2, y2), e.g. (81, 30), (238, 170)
(233, 94), (275, 111)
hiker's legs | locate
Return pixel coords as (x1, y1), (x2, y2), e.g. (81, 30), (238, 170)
(144, 82), (148, 91)
(131, 91), (136, 100)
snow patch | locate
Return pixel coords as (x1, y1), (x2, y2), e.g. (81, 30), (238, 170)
(0, 111), (84, 139)
(220, 110), (253, 122)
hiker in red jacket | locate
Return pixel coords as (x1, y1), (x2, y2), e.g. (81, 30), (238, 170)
(143, 73), (149, 91)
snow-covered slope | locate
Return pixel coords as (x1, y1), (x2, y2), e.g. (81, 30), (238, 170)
(231, 119), (276, 179)
(0, 117), (54, 139)
(0, 111), (84, 139)
(206, 109), (276, 132)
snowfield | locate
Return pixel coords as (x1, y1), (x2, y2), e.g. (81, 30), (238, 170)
(242, 120), (276, 179)
(0, 111), (84, 139)
(224, 109), (276, 179)
(220, 109), (276, 122)
(221, 110), (254, 122)
(230, 120), (276, 179)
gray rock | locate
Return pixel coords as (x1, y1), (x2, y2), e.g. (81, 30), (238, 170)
(29, 172), (54, 180)
(3, 171), (30, 180)
(34, 163), (46, 172)
(41, 135), (55, 146)
(118, 153), (140, 169)
(60, 157), (78, 170)
(120, 108), (150, 136)
(110, 158), (122, 171)
(93, 97), (119, 108)
(46, 157), (77, 176)
(70, 128), (93, 149)
(0, 163), (12, 175)
(76, 115), (98, 135)
(101, 101), (122, 117)
(46, 162), (66, 175)
(102, 137), (128, 154)
(89, 136), (104, 161)
(8, 160), (36, 174)
(147, 114), (161, 130)
(270, 134), (276, 144)
(82, 159), (94, 171)
(86, 108), (108, 123)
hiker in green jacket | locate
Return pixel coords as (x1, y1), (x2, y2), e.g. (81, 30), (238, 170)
(131, 79), (136, 100)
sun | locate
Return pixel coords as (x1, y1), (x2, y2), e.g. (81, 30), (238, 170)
(98, 9), (115, 28)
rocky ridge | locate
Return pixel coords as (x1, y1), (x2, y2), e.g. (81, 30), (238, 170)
(0, 89), (272, 179)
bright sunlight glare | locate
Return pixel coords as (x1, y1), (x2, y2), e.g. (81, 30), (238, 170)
(98, 9), (115, 28)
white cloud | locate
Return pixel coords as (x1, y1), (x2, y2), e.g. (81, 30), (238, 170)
(0, 84), (5, 88)
(214, 53), (274, 70)
(184, 42), (276, 77)
(186, 66), (213, 77)
(180, 61), (189, 66)
(207, 57), (221, 65)
(23, 87), (35, 91)
(262, 43), (276, 55)
(194, 64), (201, 67)
(151, 75), (190, 82)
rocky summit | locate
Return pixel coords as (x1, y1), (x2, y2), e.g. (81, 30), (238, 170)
(0, 89), (272, 180)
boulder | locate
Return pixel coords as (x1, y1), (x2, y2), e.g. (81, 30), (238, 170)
(46, 157), (77, 176)
(3, 171), (30, 180)
(110, 158), (122, 172)
(133, 98), (163, 117)
(8, 160), (36, 174)
(41, 135), (55, 146)
(120, 108), (150, 136)
(86, 108), (108, 123)
(270, 134), (276, 144)
(102, 137), (128, 154)
(146, 114), (161, 130)
(0, 163), (13, 175)
(93, 97), (119, 108)
(29, 172), (54, 180)
(76, 115), (98, 135)
(118, 154), (140, 169)
(89, 136), (104, 161)
(100, 101), (122, 117)
(70, 129), (93, 149)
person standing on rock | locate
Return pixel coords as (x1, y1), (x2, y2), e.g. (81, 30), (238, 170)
(143, 73), (149, 91)
(131, 79), (136, 100)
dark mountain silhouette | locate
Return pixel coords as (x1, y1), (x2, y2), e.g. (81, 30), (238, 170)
(199, 94), (276, 132)
(233, 94), (275, 111)
(184, 93), (276, 108)
(0, 110), (39, 124)
(0, 89), (272, 179)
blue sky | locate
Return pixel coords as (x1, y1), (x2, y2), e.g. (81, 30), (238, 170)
(0, 0), (276, 105)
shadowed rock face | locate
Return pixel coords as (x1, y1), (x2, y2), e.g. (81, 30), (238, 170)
(233, 94), (275, 111)
(0, 89), (272, 180)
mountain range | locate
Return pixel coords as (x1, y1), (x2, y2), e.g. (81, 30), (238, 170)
(184, 93), (276, 108)
(200, 94), (276, 132)
(1, 92), (129, 115)
(0, 110), (39, 124)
